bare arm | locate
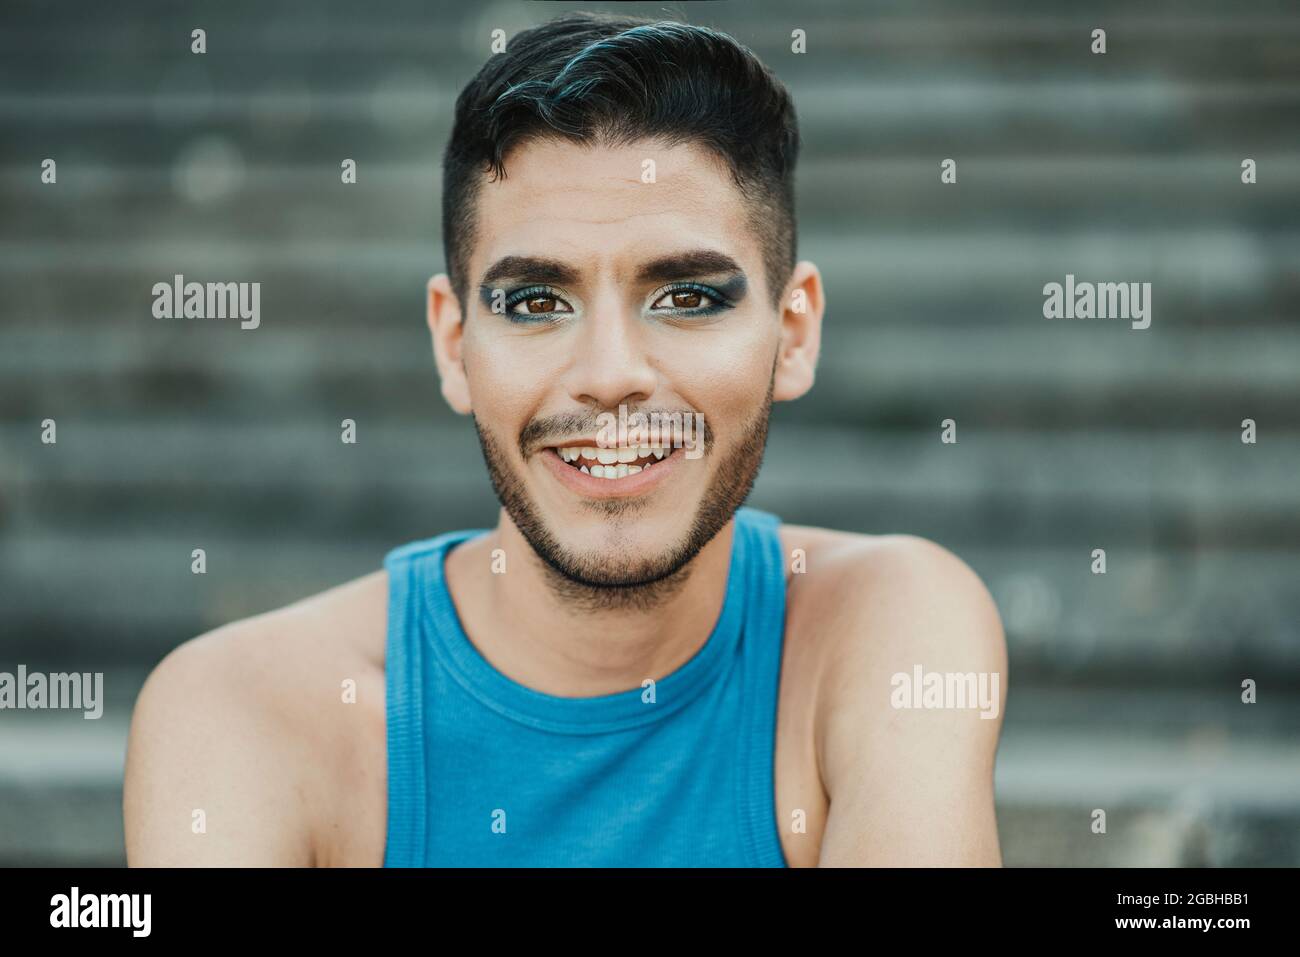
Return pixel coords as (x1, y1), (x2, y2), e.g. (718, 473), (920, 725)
(814, 537), (1007, 867)
(123, 625), (317, 866)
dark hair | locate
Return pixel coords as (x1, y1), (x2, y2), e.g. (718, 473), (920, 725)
(441, 12), (800, 310)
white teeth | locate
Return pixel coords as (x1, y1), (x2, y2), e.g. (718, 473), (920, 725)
(556, 443), (671, 479)
(557, 445), (670, 462)
(579, 462), (647, 480)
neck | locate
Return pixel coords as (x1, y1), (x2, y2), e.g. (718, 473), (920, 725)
(443, 508), (737, 698)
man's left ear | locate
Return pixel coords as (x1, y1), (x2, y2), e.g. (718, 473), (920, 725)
(772, 260), (825, 402)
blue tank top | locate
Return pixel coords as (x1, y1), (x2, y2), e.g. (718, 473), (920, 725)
(381, 505), (790, 867)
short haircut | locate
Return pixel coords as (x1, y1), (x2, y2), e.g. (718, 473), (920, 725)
(441, 12), (800, 311)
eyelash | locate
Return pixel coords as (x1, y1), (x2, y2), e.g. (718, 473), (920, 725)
(651, 282), (733, 319)
(502, 285), (572, 322)
(500, 282), (733, 323)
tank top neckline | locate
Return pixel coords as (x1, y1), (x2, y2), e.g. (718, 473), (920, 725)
(419, 508), (760, 736)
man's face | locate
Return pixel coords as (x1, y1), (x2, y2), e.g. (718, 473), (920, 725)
(456, 137), (784, 592)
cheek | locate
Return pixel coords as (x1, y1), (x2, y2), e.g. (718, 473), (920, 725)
(658, 320), (775, 422)
(460, 335), (535, 442)
(461, 326), (553, 427)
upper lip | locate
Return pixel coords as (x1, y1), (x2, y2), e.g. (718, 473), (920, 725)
(543, 437), (671, 450)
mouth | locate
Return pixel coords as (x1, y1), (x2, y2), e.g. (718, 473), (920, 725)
(547, 442), (674, 480)
(538, 439), (687, 498)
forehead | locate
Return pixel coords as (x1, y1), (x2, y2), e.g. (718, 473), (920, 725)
(469, 137), (763, 286)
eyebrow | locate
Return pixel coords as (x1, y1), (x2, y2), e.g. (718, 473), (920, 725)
(480, 256), (579, 289)
(478, 249), (746, 291)
(635, 250), (746, 284)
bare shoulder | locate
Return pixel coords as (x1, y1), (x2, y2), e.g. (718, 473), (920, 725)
(123, 570), (389, 866)
(779, 522), (1006, 720)
(779, 523), (1004, 660)
(778, 523), (1007, 865)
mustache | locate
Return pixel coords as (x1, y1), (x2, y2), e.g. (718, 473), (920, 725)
(518, 408), (713, 458)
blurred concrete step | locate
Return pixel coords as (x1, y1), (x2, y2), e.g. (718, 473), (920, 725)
(997, 692), (1300, 865)
(999, 802), (1300, 866)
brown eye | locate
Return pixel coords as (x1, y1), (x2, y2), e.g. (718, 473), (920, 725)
(651, 287), (716, 311)
(525, 296), (557, 313)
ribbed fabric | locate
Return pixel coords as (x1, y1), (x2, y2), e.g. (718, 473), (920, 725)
(382, 505), (789, 867)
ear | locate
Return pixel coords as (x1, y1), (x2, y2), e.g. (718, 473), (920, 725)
(772, 260), (825, 402)
(427, 273), (472, 414)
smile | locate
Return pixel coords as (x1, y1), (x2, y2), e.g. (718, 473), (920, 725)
(539, 439), (685, 498)
(551, 444), (671, 480)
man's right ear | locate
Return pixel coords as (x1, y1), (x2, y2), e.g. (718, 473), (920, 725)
(427, 273), (472, 415)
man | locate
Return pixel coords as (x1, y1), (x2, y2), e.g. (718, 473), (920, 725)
(124, 12), (1006, 867)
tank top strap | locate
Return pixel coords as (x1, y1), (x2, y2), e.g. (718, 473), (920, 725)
(732, 505), (790, 866)
(381, 528), (484, 867)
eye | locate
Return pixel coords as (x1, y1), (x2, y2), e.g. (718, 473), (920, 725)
(664, 290), (704, 309)
(516, 296), (561, 314)
(503, 285), (574, 320)
(649, 283), (729, 315)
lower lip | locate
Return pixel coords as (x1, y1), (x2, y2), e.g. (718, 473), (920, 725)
(539, 446), (685, 498)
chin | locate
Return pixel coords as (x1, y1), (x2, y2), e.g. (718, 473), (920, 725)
(528, 496), (703, 586)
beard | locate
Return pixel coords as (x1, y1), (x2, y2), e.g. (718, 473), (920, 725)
(470, 363), (776, 613)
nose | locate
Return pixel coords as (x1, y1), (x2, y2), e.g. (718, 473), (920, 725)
(561, 293), (657, 411)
